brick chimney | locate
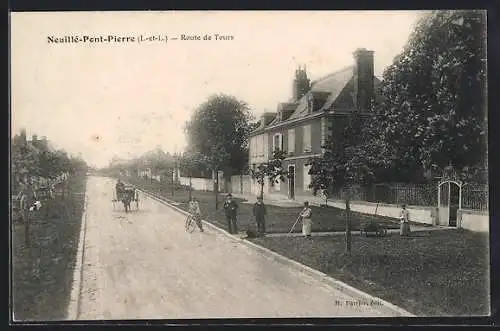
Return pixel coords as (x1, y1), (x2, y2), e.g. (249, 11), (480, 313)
(353, 48), (375, 111)
(292, 65), (310, 101)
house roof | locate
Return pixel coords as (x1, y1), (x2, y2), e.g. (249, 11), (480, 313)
(253, 61), (383, 135)
(268, 65), (355, 126)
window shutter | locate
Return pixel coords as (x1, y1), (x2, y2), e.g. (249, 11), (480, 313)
(303, 125), (312, 152)
(304, 165), (312, 191)
(288, 129), (295, 153)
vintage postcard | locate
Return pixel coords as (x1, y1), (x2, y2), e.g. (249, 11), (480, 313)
(10, 10), (490, 322)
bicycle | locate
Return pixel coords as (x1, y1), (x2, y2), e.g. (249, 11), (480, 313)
(185, 214), (197, 233)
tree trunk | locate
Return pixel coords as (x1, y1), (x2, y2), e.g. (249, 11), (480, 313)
(24, 217), (30, 245)
(345, 193), (352, 254)
(189, 175), (192, 201)
(171, 176), (174, 196)
(215, 170), (219, 210)
(240, 173), (243, 194)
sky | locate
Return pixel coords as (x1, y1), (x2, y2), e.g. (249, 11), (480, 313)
(11, 11), (426, 168)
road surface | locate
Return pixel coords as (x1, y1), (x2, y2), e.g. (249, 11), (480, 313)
(75, 176), (407, 320)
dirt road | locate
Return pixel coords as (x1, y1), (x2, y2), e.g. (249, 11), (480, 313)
(75, 176), (408, 320)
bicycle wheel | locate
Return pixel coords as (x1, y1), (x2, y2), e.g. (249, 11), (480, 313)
(185, 215), (196, 233)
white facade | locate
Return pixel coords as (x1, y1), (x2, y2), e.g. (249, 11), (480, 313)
(249, 132), (271, 197)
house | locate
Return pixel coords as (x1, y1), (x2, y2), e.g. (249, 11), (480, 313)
(248, 48), (381, 200)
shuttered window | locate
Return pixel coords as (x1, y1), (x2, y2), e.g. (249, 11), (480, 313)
(288, 129), (295, 153)
(303, 124), (312, 152)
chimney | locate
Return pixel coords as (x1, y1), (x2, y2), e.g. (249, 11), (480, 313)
(292, 65), (310, 101)
(20, 129), (27, 143)
(353, 48), (375, 111)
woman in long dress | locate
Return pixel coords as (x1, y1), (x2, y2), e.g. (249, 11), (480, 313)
(399, 204), (411, 236)
(300, 201), (313, 238)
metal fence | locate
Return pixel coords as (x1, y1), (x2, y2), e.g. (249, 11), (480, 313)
(328, 182), (488, 211)
(462, 184), (489, 210)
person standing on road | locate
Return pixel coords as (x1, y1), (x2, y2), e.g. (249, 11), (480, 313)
(188, 197), (204, 232)
(223, 194), (239, 234)
(252, 196), (267, 236)
(299, 201), (313, 238)
(399, 204), (411, 236)
(115, 179), (125, 200)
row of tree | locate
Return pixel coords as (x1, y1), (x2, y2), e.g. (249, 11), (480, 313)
(11, 129), (88, 193)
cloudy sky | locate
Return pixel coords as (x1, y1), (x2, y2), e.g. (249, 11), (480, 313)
(11, 10), (426, 168)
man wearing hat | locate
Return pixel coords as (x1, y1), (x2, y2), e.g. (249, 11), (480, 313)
(223, 193), (239, 234)
(252, 196), (267, 235)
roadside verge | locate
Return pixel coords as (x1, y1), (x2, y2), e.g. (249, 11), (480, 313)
(138, 188), (415, 317)
(67, 179), (89, 320)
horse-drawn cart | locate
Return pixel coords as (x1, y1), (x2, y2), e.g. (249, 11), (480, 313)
(113, 184), (139, 212)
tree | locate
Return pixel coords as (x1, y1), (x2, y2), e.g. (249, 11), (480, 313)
(377, 10), (487, 182)
(184, 93), (255, 180)
(307, 111), (390, 253)
(251, 149), (288, 200)
(179, 150), (205, 201)
(11, 132), (38, 190)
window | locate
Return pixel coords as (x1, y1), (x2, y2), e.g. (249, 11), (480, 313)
(273, 133), (283, 152)
(303, 124), (312, 152)
(288, 128), (295, 154)
(303, 164), (312, 191)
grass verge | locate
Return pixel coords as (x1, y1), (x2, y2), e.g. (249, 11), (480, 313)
(11, 173), (87, 321)
(251, 229), (490, 316)
(125, 177), (427, 233)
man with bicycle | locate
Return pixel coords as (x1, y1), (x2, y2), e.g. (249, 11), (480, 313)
(188, 196), (204, 232)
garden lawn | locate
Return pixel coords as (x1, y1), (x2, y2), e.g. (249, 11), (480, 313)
(126, 177), (426, 233)
(251, 229), (490, 316)
(12, 173), (87, 321)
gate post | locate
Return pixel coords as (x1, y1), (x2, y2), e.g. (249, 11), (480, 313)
(457, 183), (463, 229)
(437, 183), (441, 225)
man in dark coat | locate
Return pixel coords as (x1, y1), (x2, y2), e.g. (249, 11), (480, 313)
(223, 193), (239, 234)
(115, 179), (125, 200)
(252, 196), (267, 235)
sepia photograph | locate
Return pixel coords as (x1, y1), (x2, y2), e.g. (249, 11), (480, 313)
(10, 10), (489, 322)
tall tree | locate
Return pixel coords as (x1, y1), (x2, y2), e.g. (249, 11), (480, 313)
(184, 94), (254, 208)
(377, 10), (487, 182)
(185, 94), (254, 177)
